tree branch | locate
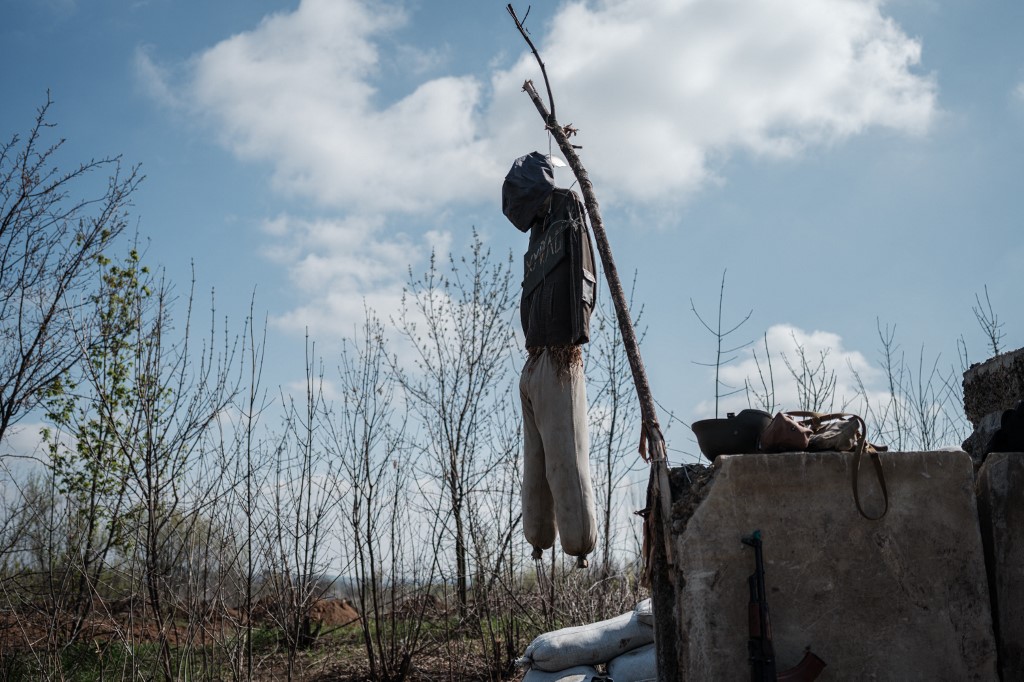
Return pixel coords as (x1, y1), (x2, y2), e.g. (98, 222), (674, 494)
(506, 5), (556, 122)
(507, 13), (676, 585)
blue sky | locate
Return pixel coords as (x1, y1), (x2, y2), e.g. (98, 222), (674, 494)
(3, 0), (1022, 458)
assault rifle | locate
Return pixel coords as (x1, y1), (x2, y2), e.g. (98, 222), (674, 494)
(742, 530), (826, 682)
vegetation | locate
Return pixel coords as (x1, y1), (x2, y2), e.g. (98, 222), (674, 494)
(0, 104), (999, 681)
(0, 103), (648, 682)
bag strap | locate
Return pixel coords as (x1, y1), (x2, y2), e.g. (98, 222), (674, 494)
(785, 411), (856, 429)
(786, 412), (890, 520)
(848, 414), (889, 520)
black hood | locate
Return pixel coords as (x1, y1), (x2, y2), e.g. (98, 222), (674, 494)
(502, 151), (555, 232)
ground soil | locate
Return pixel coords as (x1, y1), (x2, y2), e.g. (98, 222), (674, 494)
(0, 596), (361, 650)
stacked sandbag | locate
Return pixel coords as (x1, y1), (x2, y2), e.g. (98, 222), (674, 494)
(522, 665), (608, 682)
(634, 597), (653, 626)
(517, 600), (655, 674)
(607, 643), (656, 682)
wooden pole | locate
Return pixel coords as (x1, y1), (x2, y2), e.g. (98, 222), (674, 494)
(518, 80), (675, 582)
(507, 11), (685, 676)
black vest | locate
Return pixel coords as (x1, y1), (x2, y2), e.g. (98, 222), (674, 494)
(521, 188), (596, 348)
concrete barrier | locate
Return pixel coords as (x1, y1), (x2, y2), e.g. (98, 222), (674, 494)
(657, 450), (998, 680)
(977, 451), (1024, 680)
(963, 348), (1024, 428)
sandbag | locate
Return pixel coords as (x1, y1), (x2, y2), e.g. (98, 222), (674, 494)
(634, 598), (654, 626)
(517, 610), (654, 672)
(522, 664), (607, 682)
(607, 642), (656, 682)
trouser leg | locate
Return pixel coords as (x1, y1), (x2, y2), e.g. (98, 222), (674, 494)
(521, 358), (556, 554)
(526, 351), (597, 558)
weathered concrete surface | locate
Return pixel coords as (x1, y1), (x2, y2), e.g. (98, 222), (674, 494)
(963, 411), (1005, 464)
(977, 452), (1024, 680)
(659, 451), (998, 680)
(963, 348), (1024, 428)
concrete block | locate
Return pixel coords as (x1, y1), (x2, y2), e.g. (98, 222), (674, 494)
(659, 451), (998, 680)
(962, 411), (1004, 464)
(977, 452), (1024, 680)
(963, 348), (1024, 428)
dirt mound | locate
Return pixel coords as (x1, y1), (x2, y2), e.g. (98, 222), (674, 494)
(309, 598), (360, 628)
(248, 596), (360, 628)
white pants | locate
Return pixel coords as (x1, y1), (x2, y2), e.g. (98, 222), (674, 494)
(520, 350), (597, 558)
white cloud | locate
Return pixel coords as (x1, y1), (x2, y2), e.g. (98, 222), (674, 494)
(135, 46), (181, 109)
(185, 0), (498, 214)
(1, 422), (51, 461)
(177, 0), (935, 214)
(262, 212), (439, 337)
(1014, 81), (1024, 104)
(158, 0), (937, 336)
(488, 0), (936, 203)
(696, 323), (887, 418)
(395, 43), (451, 76)
(284, 376), (341, 403)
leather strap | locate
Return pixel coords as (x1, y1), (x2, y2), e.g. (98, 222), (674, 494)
(785, 411), (890, 520)
(785, 411), (855, 430)
(849, 415), (889, 520)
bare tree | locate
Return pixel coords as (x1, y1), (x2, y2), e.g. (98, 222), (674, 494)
(464, 402), (529, 680)
(869, 325), (967, 451)
(26, 244), (241, 680)
(587, 274), (646, 582)
(260, 337), (335, 678)
(110, 271), (239, 681)
(972, 285), (1004, 357)
(0, 96), (141, 448)
(328, 308), (426, 682)
(390, 232), (518, 618)
(872, 320), (909, 450)
(781, 335), (839, 413)
(744, 332), (777, 414)
(690, 270), (753, 417)
(238, 304), (271, 682)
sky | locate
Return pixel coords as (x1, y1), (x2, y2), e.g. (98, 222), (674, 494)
(2, 0), (1023, 461)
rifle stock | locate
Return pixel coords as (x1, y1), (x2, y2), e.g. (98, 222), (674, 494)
(777, 651), (827, 682)
(742, 531), (825, 682)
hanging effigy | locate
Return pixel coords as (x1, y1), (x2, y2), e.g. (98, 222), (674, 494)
(503, 151), (598, 567)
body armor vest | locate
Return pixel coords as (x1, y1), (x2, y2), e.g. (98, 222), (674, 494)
(520, 188), (596, 348)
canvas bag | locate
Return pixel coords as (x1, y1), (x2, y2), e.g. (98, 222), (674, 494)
(758, 412), (812, 452)
(760, 411), (889, 521)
